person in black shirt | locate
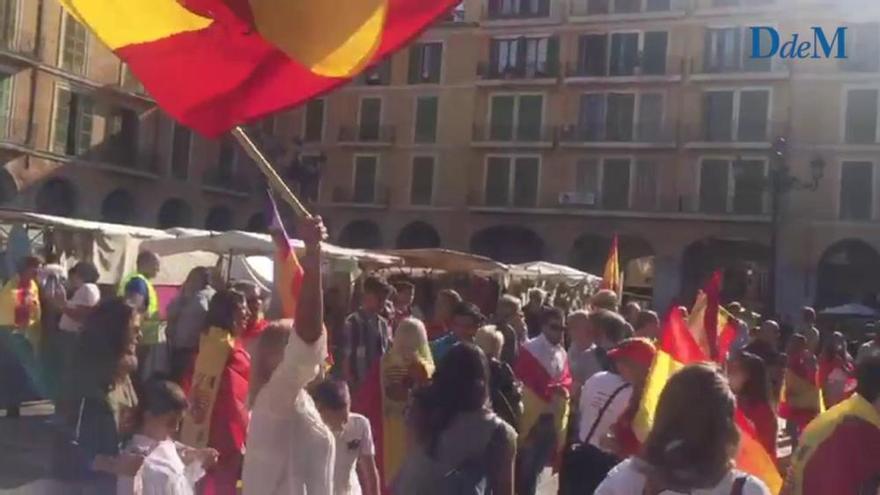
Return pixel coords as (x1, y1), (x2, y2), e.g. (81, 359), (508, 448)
(476, 325), (522, 431)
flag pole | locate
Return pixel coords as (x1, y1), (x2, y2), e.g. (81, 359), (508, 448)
(231, 126), (312, 219)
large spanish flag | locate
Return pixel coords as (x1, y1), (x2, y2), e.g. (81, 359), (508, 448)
(600, 234), (622, 295)
(59, 0), (461, 136)
(779, 353), (823, 433)
(514, 341), (572, 466)
(635, 274), (782, 493)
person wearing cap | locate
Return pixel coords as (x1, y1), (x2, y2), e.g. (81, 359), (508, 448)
(561, 338), (655, 495)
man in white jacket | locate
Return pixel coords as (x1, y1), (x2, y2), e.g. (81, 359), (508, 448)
(242, 216), (335, 495)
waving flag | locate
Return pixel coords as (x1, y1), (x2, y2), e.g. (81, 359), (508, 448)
(600, 234), (622, 295)
(687, 272), (738, 361)
(635, 273), (782, 494)
(59, 0), (460, 136)
(267, 193), (304, 320)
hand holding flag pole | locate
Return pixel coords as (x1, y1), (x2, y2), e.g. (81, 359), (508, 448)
(231, 126), (312, 219)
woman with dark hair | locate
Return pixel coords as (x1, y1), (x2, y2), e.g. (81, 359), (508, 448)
(54, 297), (145, 492)
(818, 331), (857, 409)
(180, 289), (250, 495)
(393, 343), (516, 495)
(596, 363), (770, 495)
(729, 352), (778, 464)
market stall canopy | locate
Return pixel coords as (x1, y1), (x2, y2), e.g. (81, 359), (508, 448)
(377, 248), (508, 275)
(141, 230), (402, 268)
(509, 261), (601, 284)
(819, 303), (879, 317)
(0, 209), (171, 240)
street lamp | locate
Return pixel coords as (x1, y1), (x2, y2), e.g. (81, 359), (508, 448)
(767, 136), (826, 315)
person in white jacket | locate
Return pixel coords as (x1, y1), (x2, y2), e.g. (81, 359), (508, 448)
(241, 216), (334, 495)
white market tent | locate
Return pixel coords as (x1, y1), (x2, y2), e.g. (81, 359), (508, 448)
(819, 303), (879, 317)
(509, 261), (601, 285)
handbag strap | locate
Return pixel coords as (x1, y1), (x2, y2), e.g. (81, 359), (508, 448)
(584, 382), (631, 444)
(73, 398), (86, 445)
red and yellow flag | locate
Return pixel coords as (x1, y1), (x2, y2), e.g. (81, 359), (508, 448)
(514, 344), (572, 466)
(267, 194), (304, 320)
(600, 234), (622, 295)
(59, 0), (460, 136)
(634, 273), (782, 494)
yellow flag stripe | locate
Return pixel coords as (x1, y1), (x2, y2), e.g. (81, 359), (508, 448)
(633, 349), (685, 441)
(58, 0), (211, 50)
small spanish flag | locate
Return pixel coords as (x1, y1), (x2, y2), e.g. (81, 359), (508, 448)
(59, 0), (461, 136)
(267, 193), (304, 320)
(600, 234), (622, 295)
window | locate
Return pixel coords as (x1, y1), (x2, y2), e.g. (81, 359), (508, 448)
(845, 89), (879, 144)
(704, 27), (771, 73)
(359, 59), (391, 86)
(106, 107), (139, 165)
(840, 161), (873, 220)
(60, 13), (88, 75)
(577, 92), (664, 142)
(703, 89), (769, 142)
(575, 159), (600, 205)
(489, 94), (543, 141)
(840, 23), (879, 72)
(700, 158), (767, 214)
(487, 0), (550, 19)
(358, 97), (382, 141)
(574, 158), (657, 210)
(577, 31), (667, 76)
(485, 156), (539, 207)
(353, 155), (378, 203)
(408, 42), (442, 84)
(410, 156), (435, 205)
(0, 0), (17, 49)
(633, 160), (659, 210)
(0, 71), (12, 137)
(171, 124), (191, 180)
(699, 159), (729, 213)
(489, 36), (558, 78)
(304, 99), (324, 142)
(414, 96), (438, 143)
(52, 87), (93, 155)
(217, 137), (237, 180)
(602, 158), (631, 210)
(582, 0), (671, 14)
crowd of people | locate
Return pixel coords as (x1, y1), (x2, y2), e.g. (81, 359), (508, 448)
(0, 217), (879, 494)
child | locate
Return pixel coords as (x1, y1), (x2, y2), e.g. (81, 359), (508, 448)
(118, 380), (218, 495)
(311, 378), (381, 495)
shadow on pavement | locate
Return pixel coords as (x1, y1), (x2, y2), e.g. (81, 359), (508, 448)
(0, 404), (55, 490)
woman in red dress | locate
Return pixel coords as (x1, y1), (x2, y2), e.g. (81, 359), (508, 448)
(181, 289), (251, 495)
(729, 351), (778, 463)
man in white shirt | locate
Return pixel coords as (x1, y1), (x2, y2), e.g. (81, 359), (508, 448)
(311, 378), (379, 495)
(58, 262), (102, 334)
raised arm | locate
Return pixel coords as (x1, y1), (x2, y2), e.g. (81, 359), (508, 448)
(295, 216), (327, 344)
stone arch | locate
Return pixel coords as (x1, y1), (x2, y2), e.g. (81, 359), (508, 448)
(205, 206), (234, 231)
(680, 238), (770, 309)
(816, 239), (880, 309)
(396, 221), (441, 249)
(568, 234), (654, 275)
(470, 225), (544, 263)
(35, 178), (77, 216)
(100, 189), (136, 224)
(157, 198), (193, 229)
(338, 220), (382, 249)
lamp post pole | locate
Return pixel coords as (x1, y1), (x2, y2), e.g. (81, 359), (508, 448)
(767, 136), (825, 316)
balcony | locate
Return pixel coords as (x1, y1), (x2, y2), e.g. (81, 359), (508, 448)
(483, 0), (552, 21)
(570, 0), (688, 20)
(476, 61), (559, 85)
(683, 120), (785, 149)
(559, 124), (677, 148)
(689, 56), (789, 81)
(0, 32), (38, 63)
(564, 58), (684, 83)
(329, 186), (390, 208)
(472, 125), (556, 148)
(338, 125), (396, 146)
(202, 168), (253, 196)
(0, 119), (38, 149)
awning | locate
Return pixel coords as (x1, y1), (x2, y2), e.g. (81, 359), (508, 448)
(377, 248), (508, 274)
(509, 261), (601, 284)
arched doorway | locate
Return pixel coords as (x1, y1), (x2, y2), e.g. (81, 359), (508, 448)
(680, 238), (770, 310)
(157, 198), (193, 229)
(247, 212), (267, 233)
(568, 234), (654, 275)
(35, 178), (77, 216)
(101, 189), (135, 224)
(396, 221), (441, 249)
(470, 225), (544, 263)
(205, 206), (233, 231)
(338, 220), (382, 249)
(816, 239), (880, 309)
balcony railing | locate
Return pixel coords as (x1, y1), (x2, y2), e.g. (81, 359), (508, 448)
(0, 118), (37, 148)
(483, 0), (551, 20)
(690, 56), (787, 76)
(477, 61), (559, 80)
(559, 124), (677, 144)
(684, 120), (784, 144)
(472, 124), (556, 144)
(338, 125), (396, 144)
(0, 32), (38, 60)
(570, 0), (686, 16)
(330, 186), (391, 206)
(565, 58), (684, 79)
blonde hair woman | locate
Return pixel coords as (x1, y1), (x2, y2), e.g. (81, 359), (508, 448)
(476, 325), (522, 432)
(352, 317), (434, 494)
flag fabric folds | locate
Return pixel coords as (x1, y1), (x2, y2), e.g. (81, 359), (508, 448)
(514, 344), (572, 464)
(600, 235), (622, 295)
(267, 194), (304, 320)
(59, 0), (461, 136)
(634, 273), (783, 494)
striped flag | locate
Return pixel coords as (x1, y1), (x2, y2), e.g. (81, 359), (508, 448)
(267, 193), (304, 320)
(600, 234), (622, 295)
(634, 273), (782, 494)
